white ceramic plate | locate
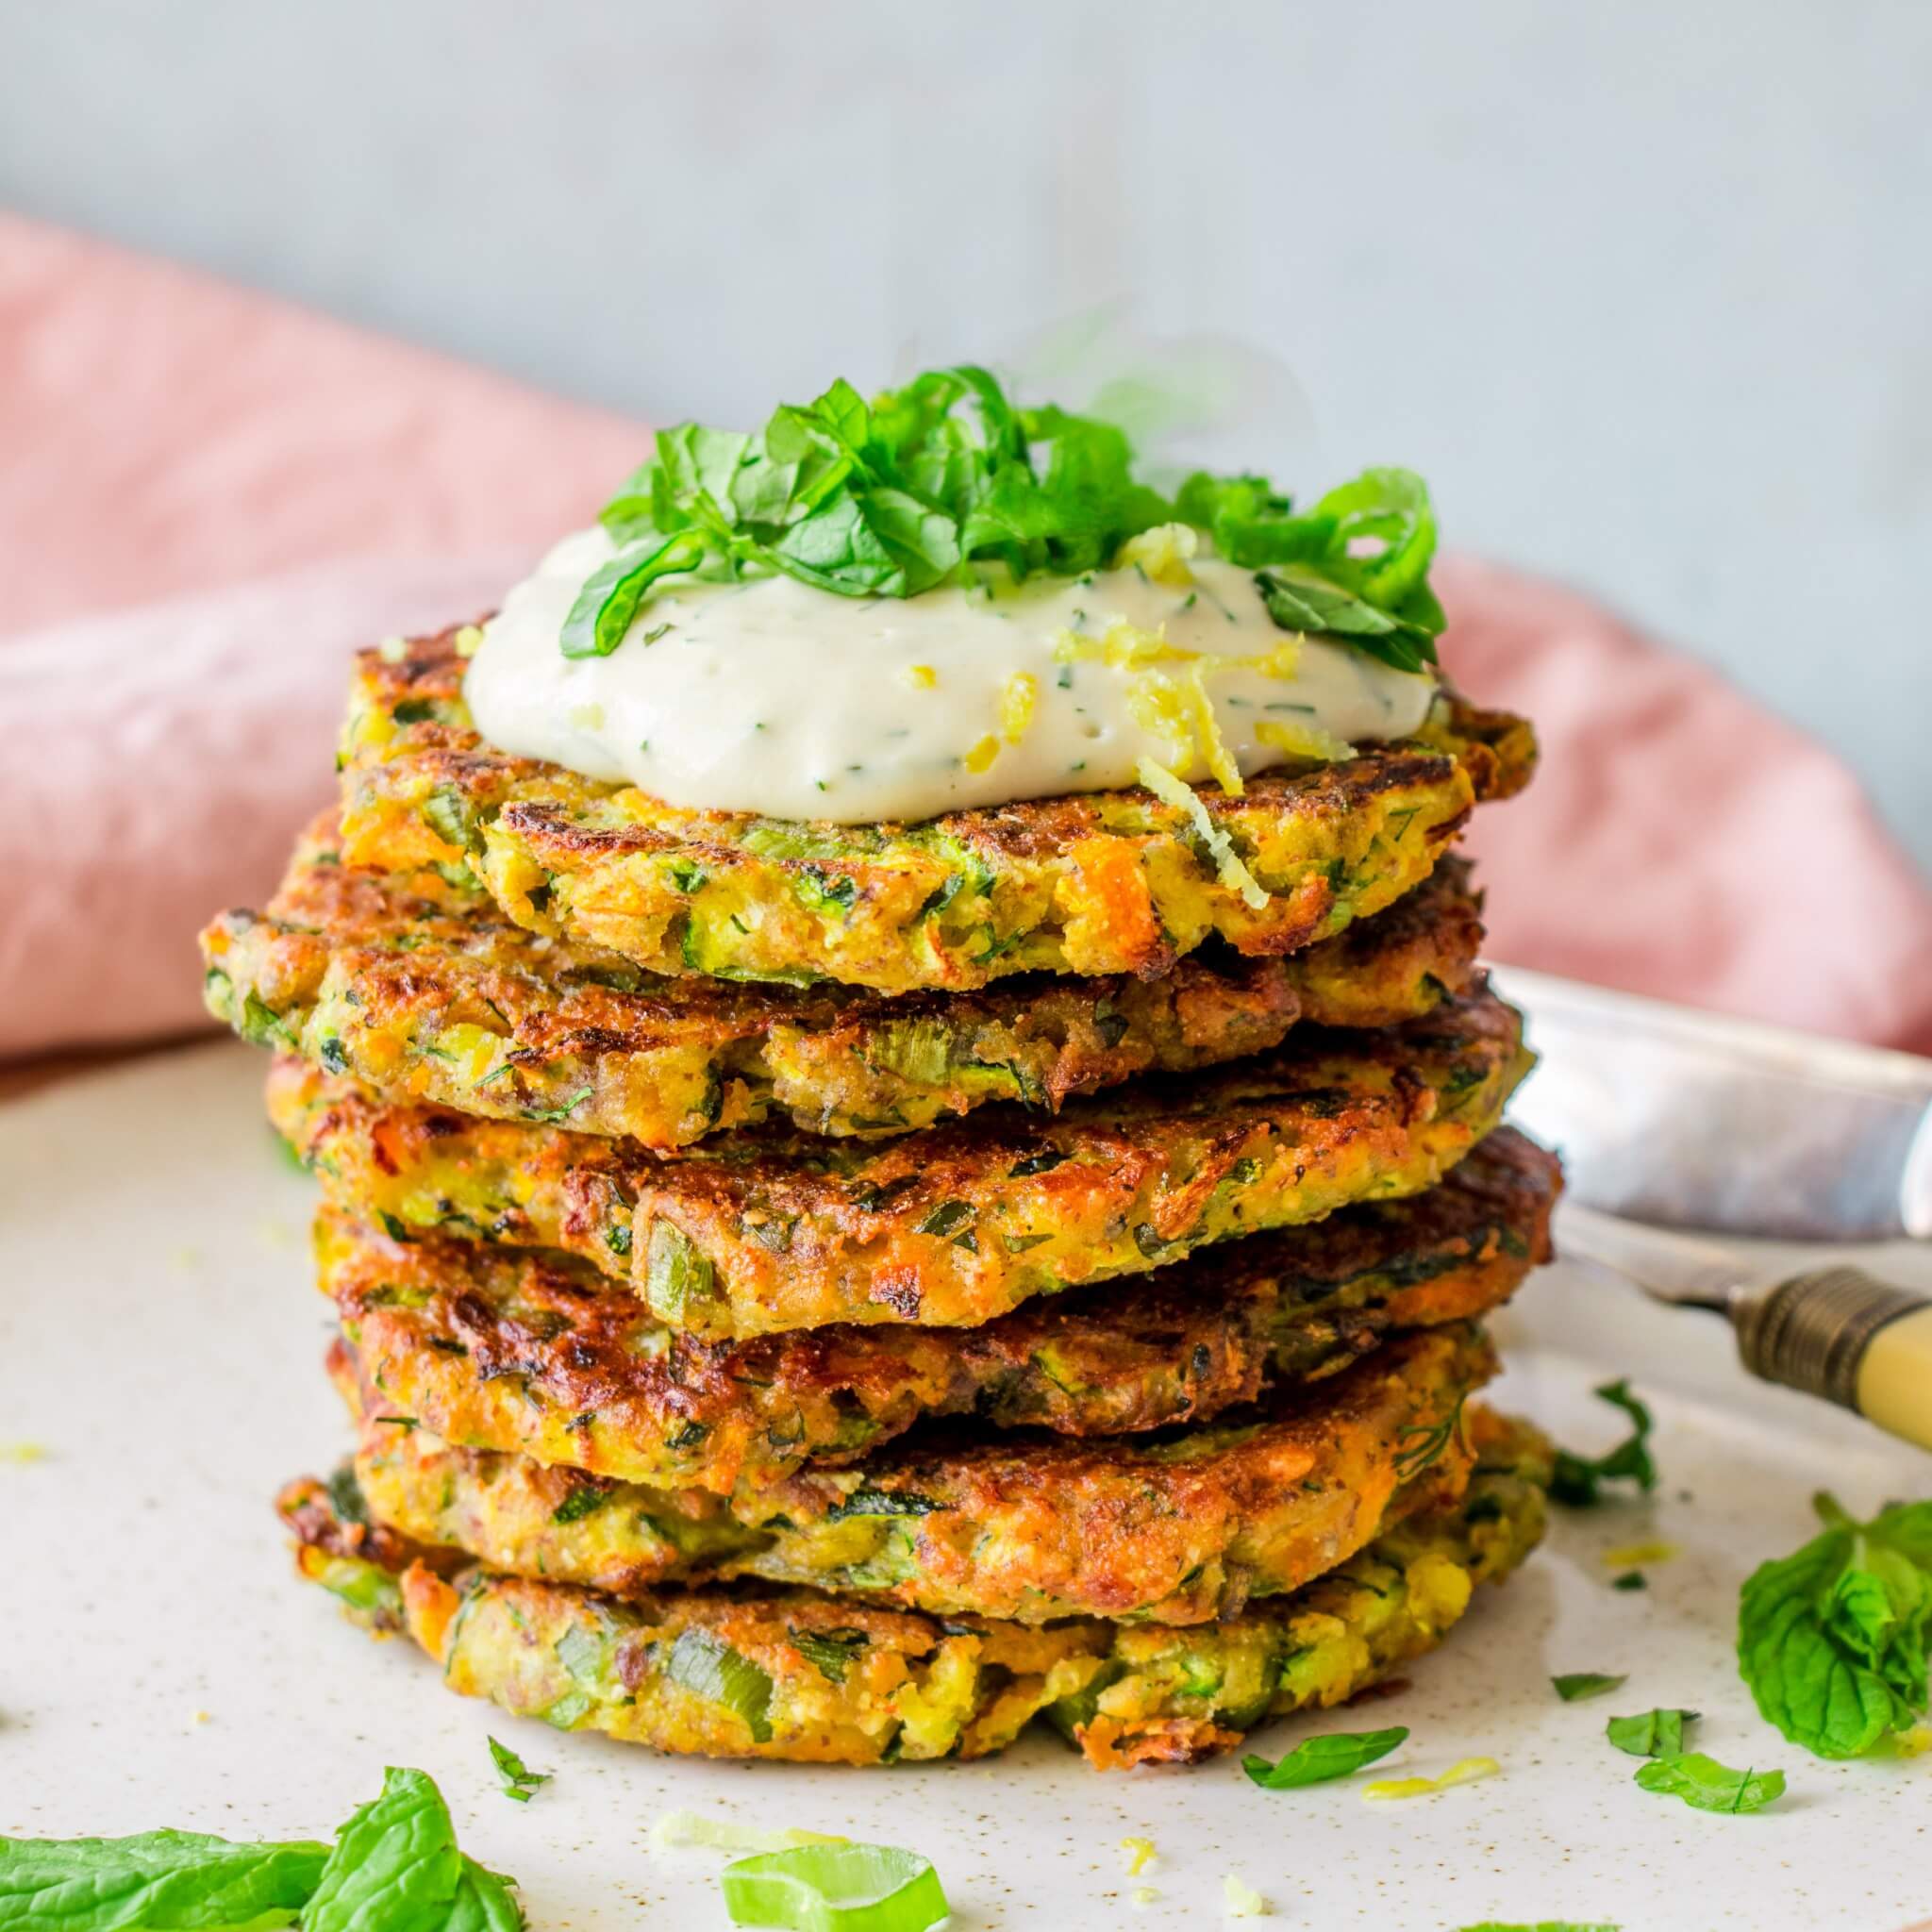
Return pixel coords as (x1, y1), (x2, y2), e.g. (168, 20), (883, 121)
(4, 1039), (1930, 1932)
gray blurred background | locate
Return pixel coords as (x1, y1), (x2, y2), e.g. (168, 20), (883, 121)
(6, 0), (1928, 868)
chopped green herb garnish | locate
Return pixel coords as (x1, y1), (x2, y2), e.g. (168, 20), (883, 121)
(565, 368), (1443, 678)
(788, 1626), (871, 1686)
(1632, 1751), (1784, 1815)
(1611, 1571), (1647, 1591)
(1551, 1673), (1626, 1703)
(1549, 1379), (1657, 1507)
(487, 1736), (552, 1804)
(523, 1087), (593, 1124)
(1606, 1707), (1697, 1758)
(1242, 1726), (1408, 1790)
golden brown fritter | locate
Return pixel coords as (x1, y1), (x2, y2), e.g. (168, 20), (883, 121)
(341, 1324), (1496, 1624)
(335, 625), (1533, 993)
(321, 1129), (1557, 1494)
(202, 811), (1483, 1148)
(277, 1406), (1549, 1767)
(270, 986), (1531, 1340)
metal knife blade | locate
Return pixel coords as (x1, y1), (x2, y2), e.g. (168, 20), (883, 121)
(1489, 965), (1932, 1242)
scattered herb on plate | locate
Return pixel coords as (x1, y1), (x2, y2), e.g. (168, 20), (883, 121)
(1606, 1707), (1698, 1758)
(1551, 1673), (1626, 1703)
(1738, 1489), (1932, 1758)
(1241, 1726), (1408, 1789)
(0, 1766), (522, 1932)
(1549, 1379), (1657, 1507)
(1632, 1753), (1784, 1816)
(487, 1736), (551, 1804)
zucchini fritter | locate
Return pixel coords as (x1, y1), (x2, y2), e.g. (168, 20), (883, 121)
(336, 627), (1534, 993)
(271, 986), (1530, 1340)
(321, 1129), (1557, 1494)
(341, 1325), (1497, 1624)
(204, 816), (1483, 1148)
(277, 1406), (1548, 1766)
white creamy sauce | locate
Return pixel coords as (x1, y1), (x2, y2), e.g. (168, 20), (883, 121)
(465, 525), (1436, 824)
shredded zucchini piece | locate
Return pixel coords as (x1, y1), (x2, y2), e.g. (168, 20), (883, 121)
(1255, 717), (1354, 764)
(1222, 1872), (1270, 1917)
(1135, 758), (1268, 909)
(650, 1809), (847, 1856)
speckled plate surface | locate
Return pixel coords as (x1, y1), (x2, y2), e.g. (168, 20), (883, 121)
(4, 1036), (1930, 1932)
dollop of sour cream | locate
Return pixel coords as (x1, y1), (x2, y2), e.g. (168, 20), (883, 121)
(464, 525), (1436, 824)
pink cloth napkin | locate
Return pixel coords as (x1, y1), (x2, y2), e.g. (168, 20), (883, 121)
(6, 216), (1930, 1060)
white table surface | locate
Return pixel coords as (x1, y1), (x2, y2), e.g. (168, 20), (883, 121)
(4, 1038), (1930, 1931)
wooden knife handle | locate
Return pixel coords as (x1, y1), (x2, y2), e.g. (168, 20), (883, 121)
(1734, 1267), (1932, 1453)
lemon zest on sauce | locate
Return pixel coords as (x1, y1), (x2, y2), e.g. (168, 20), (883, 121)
(1135, 758), (1268, 910)
(962, 733), (1001, 774)
(1001, 670), (1039, 744)
(1114, 521), (1198, 587)
(1119, 1837), (1157, 1876)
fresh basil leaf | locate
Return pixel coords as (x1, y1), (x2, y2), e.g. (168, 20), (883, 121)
(663, 1629), (774, 1744)
(1606, 1707), (1697, 1757)
(1255, 569), (1437, 674)
(0, 1830), (327, 1931)
(1738, 1491), (1932, 1758)
(486, 1738), (551, 1805)
(568, 369), (1444, 678)
(1632, 1752), (1785, 1815)
(1241, 1725), (1408, 1789)
(561, 530), (708, 658)
(1548, 1379), (1657, 1507)
(1312, 467), (1438, 608)
(303, 1766), (466, 1932)
(1551, 1673), (1626, 1703)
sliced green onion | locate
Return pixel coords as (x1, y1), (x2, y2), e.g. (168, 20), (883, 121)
(721, 1844), (947, 1932)
(664, 1628), (774, 1743)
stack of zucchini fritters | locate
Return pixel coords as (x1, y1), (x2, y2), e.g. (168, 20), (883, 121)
(201, 630), (1559, 1772)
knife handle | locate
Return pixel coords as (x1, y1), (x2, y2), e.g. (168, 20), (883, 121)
(1734, 1268), (1932, 1454)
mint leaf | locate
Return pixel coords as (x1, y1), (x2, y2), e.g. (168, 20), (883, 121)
(304, 1766), (465, 1932)
(0, 1773), (522, 1932)
(1605, 1707), (1698, 1757)
(1633, 1752), (1784, 1815)
(1241, 1725), (1408, 1790)
(1549, 1380), (1657, 1507)
(486, 1738), (550, 1805)
(1551, 1673), (1626, 1703)
(0, 1831), (326, 1931)
(1738, 1491), (1932, 1758)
